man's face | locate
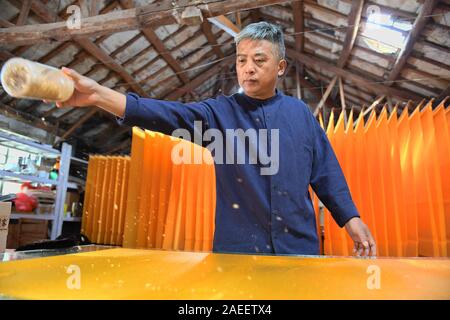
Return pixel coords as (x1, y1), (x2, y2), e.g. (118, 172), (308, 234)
(236, 39), (287, 100)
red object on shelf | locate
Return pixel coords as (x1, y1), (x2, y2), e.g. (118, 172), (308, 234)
(12, 182), (50, 213)
(13, 192), (38, 212)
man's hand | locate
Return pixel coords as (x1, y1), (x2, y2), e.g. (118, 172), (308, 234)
(43, 67), (126, 118)
(344, 217), (376, 257)
(44, 67), (100, 108)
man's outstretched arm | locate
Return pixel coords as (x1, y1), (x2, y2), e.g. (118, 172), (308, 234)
(48, 67), (213, 136)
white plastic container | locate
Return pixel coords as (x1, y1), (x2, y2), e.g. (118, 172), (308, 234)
(1, 57), (74, 102)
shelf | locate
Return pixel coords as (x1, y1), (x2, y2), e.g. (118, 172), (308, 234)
(68, 176), (86, 188)
(0, 131), (79, 240)
(63, 212), (82, 222)
(70, 157), (88, 165)
(0, 130), (60, 158)
(63, 216), (81, 222)
(0, 171), (84, 189)
(10, 212), (81, 222)
(0, 170), (57, 185)
(10, 213), (55, 220)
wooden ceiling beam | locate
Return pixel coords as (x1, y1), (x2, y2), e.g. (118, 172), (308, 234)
(331, 0), (364, 104)
(15, 0), (32, 26)
(201, 20), (225, 58)
(145, 45), (221, 95)
(0, 0), (296, 45)
(123, 25), (189, 68)
(130, 29), (227, 84)
(165, 55), (235, 101)
(71, 38), (149, 97)
(292, 0), (305, 53)
(287, 48), (423, 101)
(0, 18), (15, 28)
(207, 15), (240, 37)
(337, 0), (364, 68)
(292, 0), (305, 98)
(140, 28), (191, 84)
(118, 1), (191, 86)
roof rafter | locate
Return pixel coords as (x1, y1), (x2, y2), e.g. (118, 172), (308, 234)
(118, 1), (193, 88)
(15, 0), (32, 26)
(0, 0), (297, 46)
(287, 47), (423, 101)
(165, 55), (235, 101)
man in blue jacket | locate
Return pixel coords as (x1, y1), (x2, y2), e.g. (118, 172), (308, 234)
(53, 22), (376, 257)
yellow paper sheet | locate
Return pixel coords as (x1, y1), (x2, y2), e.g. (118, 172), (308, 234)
(0, 248), (448, 300)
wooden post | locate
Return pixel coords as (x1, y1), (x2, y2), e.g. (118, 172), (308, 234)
(314, 76), (338, 116)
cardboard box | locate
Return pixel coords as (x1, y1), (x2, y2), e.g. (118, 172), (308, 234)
(0, 202), (12, 253)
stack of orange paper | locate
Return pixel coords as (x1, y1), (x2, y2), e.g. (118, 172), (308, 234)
(316, 99), (449, 257)
(82, 128), (216, 251)
(122, 127), (216, 252)
(81, 155), (130, 246)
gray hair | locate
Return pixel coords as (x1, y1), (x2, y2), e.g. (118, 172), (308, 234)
(235, 22), (285, 60)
